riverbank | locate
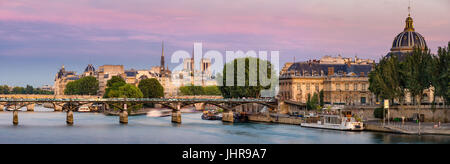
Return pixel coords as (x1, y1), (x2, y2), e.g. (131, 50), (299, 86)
(103, 107), (201, 116)
(247, 113), (450, 135)
(364, 121), (450, 136)
(248, 114), (302, 125)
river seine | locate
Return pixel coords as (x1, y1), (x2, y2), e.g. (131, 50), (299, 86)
(0, 106), (449, 144)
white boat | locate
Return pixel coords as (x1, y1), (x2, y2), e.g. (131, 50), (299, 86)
(301, 112), (364, 131)
(78, 105), (90, 112)
(146, 109), (172, 117)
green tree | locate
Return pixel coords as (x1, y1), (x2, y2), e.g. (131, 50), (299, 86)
(218, 57), (277, 98)
(12, 87), (25, 94)
(64, 81), (79, 95)
(179, 86), (193, 95)
(204, 86), (221, 95)
(179, 86), (221, 96)
(25, 85), (34, 94)
(307, 93), (320, 110)
(404, 46), (433, 130)
(64, 76), (99, 95)
(179, 86), (204, 95)
(106, 84), (144, 112)
(138, 78), (164, 107)
(369, 55), (405, 104)
(104, 76), (126, 97)
(404, 47), (433, 106)
(431, 42), (450, 106)
(319, 89), (324, 107)
(107, 76), (126, 88)
(138, 78), (164, 98)
(77, 76), (99, 95)
(0, 85), (9, 94)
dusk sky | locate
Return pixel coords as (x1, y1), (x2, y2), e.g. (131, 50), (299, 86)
(0, 0), (449, 87)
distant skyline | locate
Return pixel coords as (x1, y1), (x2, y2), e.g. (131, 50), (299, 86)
(1, 0), (449, 87)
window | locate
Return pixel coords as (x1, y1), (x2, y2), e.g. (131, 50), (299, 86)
(354, 83), (358, 91)
(345, 83), (349, 91)
(297, 83), (301, 91)
(328, 67), (334, 76)
(306, 83), (310, 90)
(362, 84), (366, 91)
(336, 83), (340, 91)
(361, 97), (366, 104)
(315, 84), (319, 92)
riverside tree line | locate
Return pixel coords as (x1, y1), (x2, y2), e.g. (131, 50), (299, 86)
(0, 85), (53, 95)
(369, 42), (450, 109)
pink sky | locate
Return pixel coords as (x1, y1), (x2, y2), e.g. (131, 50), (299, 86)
(1, 0), (449, 58)
(0, 0), (449, 86)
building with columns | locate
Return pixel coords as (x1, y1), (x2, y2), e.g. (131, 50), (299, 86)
(279, 56), (376, 106)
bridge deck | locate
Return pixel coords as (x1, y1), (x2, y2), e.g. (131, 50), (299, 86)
(0, 98), (276, 103)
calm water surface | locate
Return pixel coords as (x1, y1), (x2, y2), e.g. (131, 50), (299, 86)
(0, 106), (449, 144)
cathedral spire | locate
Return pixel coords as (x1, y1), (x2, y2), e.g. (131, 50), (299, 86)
(160, 41), (165, 72)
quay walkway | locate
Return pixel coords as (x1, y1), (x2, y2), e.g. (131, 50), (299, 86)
(365, 121), (450, 135)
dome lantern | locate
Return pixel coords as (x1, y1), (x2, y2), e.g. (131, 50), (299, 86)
(404, 16), (415, 32)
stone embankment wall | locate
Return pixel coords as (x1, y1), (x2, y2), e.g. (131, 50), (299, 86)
(248, 115), (302, 125)
(346, 106), (450, 123)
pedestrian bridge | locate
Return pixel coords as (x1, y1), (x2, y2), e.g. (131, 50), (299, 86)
(0, 97), (278, 125)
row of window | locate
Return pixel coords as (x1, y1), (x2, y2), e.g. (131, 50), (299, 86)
(334, 83), (367, 91)
(281, 82), (367, 92)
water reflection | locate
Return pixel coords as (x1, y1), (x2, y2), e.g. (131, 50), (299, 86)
(0, 106), (449, 144)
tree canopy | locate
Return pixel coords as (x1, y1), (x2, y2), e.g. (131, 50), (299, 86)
(64, 76), (99, 95)
(368, 42), (450, 107)
(218, 57), (277, 98)
(138, 78), (164, 98)
(404, 47), (433, 105)
(104, 76), (143, 111)
(179, 85), (221, 96)
(431, 42), (450, 104)
(0, 85), (53, 95)
(368, 55), (405, 102)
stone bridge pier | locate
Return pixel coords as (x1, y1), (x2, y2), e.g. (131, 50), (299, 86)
(13, 110), (19, 125)
(119, 104), (128, 124)
(222, 110), (234, 123)
(26, 103), (35, 111)
(172, 103), (182, 124)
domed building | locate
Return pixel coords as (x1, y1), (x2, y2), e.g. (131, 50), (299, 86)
(83, 64), (96, 77)
(387, 13), (427, 59)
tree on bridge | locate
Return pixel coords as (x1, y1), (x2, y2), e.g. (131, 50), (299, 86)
(64, 76), (99, 95)
(138, 78), (164, 107)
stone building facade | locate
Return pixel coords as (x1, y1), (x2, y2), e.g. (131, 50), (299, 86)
(279, 56), (376, 106)
(53, 42), (176, 97)
(54, 65), (79, 95)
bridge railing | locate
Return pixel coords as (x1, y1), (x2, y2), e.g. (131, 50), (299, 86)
(0, 98), (277, 103)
